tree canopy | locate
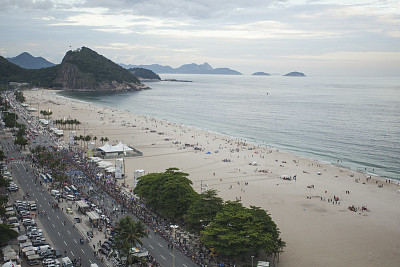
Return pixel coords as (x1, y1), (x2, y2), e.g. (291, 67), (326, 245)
(200, 201), (285, 260)
(113, 216), (148, 266)
(134, 168), (197, 220)
(184, 189), (223, 233)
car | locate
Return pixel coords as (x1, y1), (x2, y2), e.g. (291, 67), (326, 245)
(32, 240), (46, 247)
(7, 185), (19, 191)
(28, 259), (40, 266)
(39, 250), (54, 260)
(87, 231), (93, 238)
(42, 258), (55, 265)
(52, 249), (62, 258)
(98, 248), (109, 255)
(66, 208), (73, 214)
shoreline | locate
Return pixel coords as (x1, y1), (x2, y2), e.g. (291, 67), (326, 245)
(55, 90), (399, 184)
(24, 88), (400, 267)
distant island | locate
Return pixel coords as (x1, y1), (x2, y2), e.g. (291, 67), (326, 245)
(120, 62), (242, 75)
(7, 52), (55, 69)
(252, 72), (271, 76)
(0, 47), (148, 91)
(284, 72), (306, 77)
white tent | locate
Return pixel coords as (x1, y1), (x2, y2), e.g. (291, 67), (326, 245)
(114, 141), (133, 152)
(99, 142), (133, 153)
(98, 142), (114, 153)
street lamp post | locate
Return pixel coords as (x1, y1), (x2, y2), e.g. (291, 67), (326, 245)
(171, 224), (179, 267)
(251, 255), (254, 267)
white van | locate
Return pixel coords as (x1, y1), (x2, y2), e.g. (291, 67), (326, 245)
(61, 257), (73, 267)
(51, 189), (60, 197)
(66, 195), (75, 201)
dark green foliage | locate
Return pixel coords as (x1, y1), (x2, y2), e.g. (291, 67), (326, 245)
(134, 168), (197, 220)
(0, 176), (10, 187)
(0, 224), (18, 245)
(0, 149), (5, 161)
(63, 47), (140, 85)
(184, 189), (223, 233)
(2, 112), (19, 128)
(14, 91), (25, 102)
(129, 68), (160, 80)
(14, 134), (28, 149)
(113, 216), (148, 266)
(200, 201), (285, 259)
(0, 56), (59, 87)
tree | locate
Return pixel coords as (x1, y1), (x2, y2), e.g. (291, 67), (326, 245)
(113, 216), (148, 266)
(134, 168), (197, 220)
(184, 189), (223, 234)
(100, 137), (104, 144)
(200, 201), (285, 261)
(14, 135), (28, 149)
(0, 224), (18, 245)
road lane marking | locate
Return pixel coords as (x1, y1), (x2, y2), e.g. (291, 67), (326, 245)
(183, 264), (188, 267)
(52, 224), (55, 228)
(64, 241), (67, 246)
(47, 216), (50, 220)
(158, 243), (163, 247)
(74, 239), (77, 243)
(57, 232), (60, 236)
(81, 249), (85, 254)
(148, 245), (154, 249)
(57, 215), (59, 219)
(89, 260), (92, 264)
(170, 252), (174, 257)
(67, 230), (70, 235)
(71, 251), (74, 257)
(149, 235), (152, 239)
(160, 255), (165, 260)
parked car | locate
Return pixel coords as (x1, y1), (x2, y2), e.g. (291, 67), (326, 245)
(87, 231), (93, 238)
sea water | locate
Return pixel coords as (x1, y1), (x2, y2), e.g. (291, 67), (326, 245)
(58, 74), (400, 181)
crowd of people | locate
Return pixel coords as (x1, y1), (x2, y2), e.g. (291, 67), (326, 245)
(26, 143), (238, 266)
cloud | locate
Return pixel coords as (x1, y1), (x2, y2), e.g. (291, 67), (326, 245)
(284, 51), (400, 62)
(2, 0), (54, 10)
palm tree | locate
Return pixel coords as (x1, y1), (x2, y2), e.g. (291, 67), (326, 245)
(104, 137), (109, 143)
(113, 217), (148, 266)
(93, 136), (97, 145)
(100, 137), (104, 144)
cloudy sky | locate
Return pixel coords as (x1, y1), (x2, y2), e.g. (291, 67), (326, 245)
(1, 0), (399, 76)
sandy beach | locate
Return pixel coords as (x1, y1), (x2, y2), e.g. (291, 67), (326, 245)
(24, 89), (400, 266)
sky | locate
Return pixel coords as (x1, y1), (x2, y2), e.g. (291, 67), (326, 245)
(1, 0), (400, 76)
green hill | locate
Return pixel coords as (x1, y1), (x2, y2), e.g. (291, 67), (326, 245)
(0, 56), (58, 88)
(129, 67), (161, 80)
(0, 47), (144, 91)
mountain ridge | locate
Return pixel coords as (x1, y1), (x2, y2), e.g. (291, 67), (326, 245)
(0, 47), (146, 91)
(7, 52), (56, 69)
(120, 62), (242, 75)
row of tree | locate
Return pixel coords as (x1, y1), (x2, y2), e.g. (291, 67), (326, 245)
(0, 149), (19, 245)
(54, 118), (81, 129)
(0, 93), (28, 149)
(30, 145), (69, 183)
(134, 168), (285, 261)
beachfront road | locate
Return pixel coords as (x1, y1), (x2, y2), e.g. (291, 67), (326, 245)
(5, 94), (200, 267)
(1, 132), (104, 267)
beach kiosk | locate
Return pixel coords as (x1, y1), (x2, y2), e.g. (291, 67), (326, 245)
(76, 200), (90, 213)
(86, 211), (100, 227)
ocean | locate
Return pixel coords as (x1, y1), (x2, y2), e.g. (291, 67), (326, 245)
(58, 74), (400, 181)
